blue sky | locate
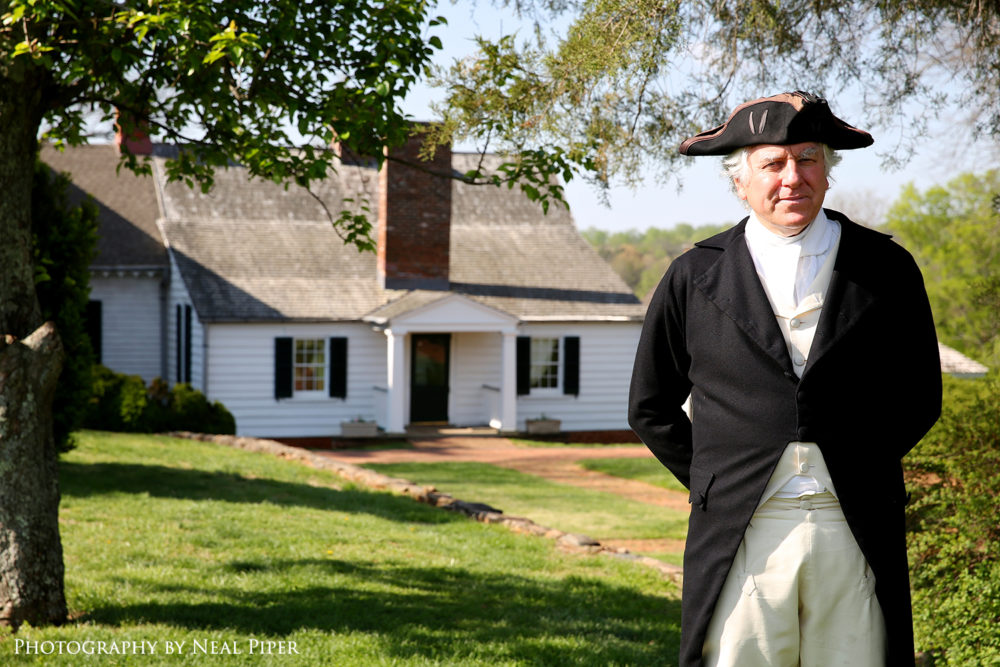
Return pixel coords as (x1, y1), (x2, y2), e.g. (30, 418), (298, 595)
(404, 2), (988, 233)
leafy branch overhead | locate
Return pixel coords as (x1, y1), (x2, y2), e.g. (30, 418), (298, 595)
(432, 0), (1000, 190)
(2, 0), (450, 248)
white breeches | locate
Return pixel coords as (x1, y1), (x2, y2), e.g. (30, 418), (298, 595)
(702, 492), (887, 667)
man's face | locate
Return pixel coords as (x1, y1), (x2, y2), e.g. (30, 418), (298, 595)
(734, 142), (829, 237)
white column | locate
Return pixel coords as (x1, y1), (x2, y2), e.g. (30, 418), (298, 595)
(499, 330), (517, 433)
(385, 329), (407, 433)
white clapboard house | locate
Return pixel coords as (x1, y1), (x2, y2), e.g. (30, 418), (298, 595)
(42, 133), (645, 441)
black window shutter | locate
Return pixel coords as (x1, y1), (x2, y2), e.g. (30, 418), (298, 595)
(329, 337), (348, 399)
(274, 337), (293, 399)
(563, 336), (580, 396)
(516, 336), (530, 395)
(175, 304), (182, 383)
(183, 305), (193, 384)
(85, 300), (102, 364)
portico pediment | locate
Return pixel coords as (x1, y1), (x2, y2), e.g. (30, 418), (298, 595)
(365, 292), (518, 334)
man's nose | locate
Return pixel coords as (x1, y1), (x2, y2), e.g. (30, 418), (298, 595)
(781, 160), (804, 185)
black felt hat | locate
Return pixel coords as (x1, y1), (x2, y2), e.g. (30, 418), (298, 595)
(678, 91), (873, 156)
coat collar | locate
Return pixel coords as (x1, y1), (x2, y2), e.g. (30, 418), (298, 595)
(691, 209), (891, 379)
(806, 211), (892, 374)
(693, 217), (796, 377)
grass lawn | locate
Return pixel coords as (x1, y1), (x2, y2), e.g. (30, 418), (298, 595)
(577, 457), (689, 494)
(1, 431), (681, 666)
(363, 462), (688, 544)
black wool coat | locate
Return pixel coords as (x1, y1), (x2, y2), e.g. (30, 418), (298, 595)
(628, 211), (941, 667)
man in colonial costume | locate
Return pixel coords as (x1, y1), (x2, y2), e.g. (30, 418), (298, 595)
(629, 91), (941, 666)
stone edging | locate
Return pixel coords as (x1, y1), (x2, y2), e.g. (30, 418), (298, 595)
(171, 432), (683, 582)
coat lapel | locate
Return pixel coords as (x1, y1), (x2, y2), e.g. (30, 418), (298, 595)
(805, 215), (881, 374)
(693, 221), (797, 377)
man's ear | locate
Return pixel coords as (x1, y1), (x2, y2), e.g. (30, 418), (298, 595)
(734, 178), (748, 201)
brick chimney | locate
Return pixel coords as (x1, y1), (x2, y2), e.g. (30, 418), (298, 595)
(377, 129), (452, 291)
(114, 109), (153, 156)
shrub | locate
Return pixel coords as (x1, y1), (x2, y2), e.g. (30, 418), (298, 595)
(84, 366), (236, 435)
(32, 159), (100, 452)
(906, 372), (1000, 664)
(170, 382), (237, 435)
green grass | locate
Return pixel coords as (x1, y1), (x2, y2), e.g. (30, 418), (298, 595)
(364, 462), (688, 543)
(577, 457), (689, 494)
(1, 431), (681, 665)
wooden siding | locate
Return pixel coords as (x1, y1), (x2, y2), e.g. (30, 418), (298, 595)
(166, 252), (205, 391)
(516, 322), (642, 431)
(450, 332), (502, 426)
(205, 322), (386, 437)
(89, 275), (163, 383)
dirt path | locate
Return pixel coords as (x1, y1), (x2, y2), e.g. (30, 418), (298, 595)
(317, 436), (691, 554)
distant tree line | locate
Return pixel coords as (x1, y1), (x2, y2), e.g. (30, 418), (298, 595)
(582, 223), (729, 299)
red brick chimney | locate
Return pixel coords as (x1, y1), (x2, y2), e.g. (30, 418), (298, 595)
(377, 129), (452, 290)
(114, 109), (153, 156)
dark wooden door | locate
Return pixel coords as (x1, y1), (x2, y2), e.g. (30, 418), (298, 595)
(410, 334), (450, 423)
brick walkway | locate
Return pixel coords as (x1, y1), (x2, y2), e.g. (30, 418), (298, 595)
(317, 436), (689, 510)
(317, 436), (691, 557)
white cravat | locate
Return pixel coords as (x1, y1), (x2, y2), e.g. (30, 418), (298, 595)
(744, 210), (838, 313)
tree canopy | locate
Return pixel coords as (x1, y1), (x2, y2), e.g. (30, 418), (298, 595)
(4, 0), (451, 249)
(431, 0), (1000, 192)
(885, 170), (1000, 369)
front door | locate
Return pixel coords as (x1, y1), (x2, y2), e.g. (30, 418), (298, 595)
(410, 334), (450, 423)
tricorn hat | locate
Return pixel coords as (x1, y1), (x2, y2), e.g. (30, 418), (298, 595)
(678, 91), (873, 156)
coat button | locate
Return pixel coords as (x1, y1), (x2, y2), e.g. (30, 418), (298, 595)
(790, 317), (802, 329)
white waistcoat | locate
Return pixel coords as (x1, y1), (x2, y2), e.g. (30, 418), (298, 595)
(746, 214), (841, 505)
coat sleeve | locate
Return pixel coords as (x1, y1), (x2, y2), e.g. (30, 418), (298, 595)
(628, 262), (696, 489)
(888, 244), (942, 456)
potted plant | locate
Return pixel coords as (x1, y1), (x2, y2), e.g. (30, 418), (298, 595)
(525, 414), (561, 434)
(340, 416), (378, 437)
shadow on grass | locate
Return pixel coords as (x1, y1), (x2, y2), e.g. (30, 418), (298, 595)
(59, 461), (459, 525)
(82, 558), (682, 664)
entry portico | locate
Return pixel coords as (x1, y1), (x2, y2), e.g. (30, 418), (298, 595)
(366, 293), (519, 433)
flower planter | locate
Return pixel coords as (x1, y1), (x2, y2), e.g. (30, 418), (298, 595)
(340, 421), (378, 437)
(525, 418), (561, 435)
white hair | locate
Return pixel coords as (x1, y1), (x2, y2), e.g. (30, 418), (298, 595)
(723, 143), (841, 193)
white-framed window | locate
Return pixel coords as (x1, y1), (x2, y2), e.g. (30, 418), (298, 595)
(517, 335), (579, 397)
(275, 336), (347, 400)
(294, 338), (326, 393)
(529, 337), (561, 390)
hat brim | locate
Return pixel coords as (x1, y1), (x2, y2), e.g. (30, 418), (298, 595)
(679, 92), (873, 156)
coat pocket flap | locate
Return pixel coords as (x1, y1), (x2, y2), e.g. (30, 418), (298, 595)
(688, 465), (716, 510)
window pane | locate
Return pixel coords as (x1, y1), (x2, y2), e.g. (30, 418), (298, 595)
(293, 338), (326, 392)
(529, 338), (559, 389)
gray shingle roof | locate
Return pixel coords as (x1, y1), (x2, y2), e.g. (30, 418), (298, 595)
(40, 144), (167, 270)
(164, 217), (401, 321)
(46, 143), (643, 323)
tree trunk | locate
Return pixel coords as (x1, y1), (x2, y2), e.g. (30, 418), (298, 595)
(0, 76), (68, 628)
(0, 323), (66, 627)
